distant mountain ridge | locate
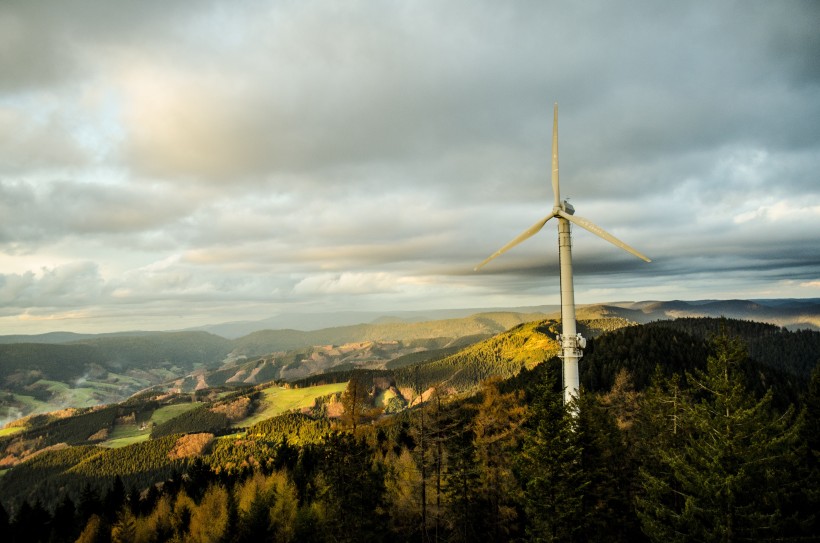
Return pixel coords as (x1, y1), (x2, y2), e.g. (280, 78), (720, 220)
(2, 299), (816, 343)
(188, 298), (819, 338)
(582, 299), (820, 330)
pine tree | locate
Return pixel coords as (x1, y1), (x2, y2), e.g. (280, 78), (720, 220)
(0, 501), (8, 535)
(442, 420), (481, 543)
(341, 377), (373, 431)
(316, 432), (386, 542)
(636, 333), (805, 542)
(75, 514), (111, 543)
(517, 364), (587, 543)
(51, 494), (78, 543)
(110, 509), (137, 543)
(12, 499), (51, 543)
(575, 391), (638, 543)
(104, 476), (125, 522)
(77, 483), (103, 523)
(471, 378), (526, 542)
(383, 447), (424, 537)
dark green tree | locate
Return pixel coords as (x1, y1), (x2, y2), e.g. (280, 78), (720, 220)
(104, 476), (125, 521)
(636, 333), (805, 542)
(51, 494), (78, 543)
(316, 432), (386, 542)
(0, 501), (8, 535)
(517, 364), (587, 543)
(575, 391), (639, 543)
(472, 378), (526, 542)
(77, 483), (102, 522)
(442, 421), (482, 543)
(12, 499), (51, 543)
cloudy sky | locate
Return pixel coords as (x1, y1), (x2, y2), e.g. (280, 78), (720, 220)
(1, 0), (818, 334)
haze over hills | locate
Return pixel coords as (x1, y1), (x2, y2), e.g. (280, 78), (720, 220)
(185, 298), (820, 338)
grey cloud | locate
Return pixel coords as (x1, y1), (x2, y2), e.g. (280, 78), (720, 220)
(0, 261), (104, 310)
(1, 0), (819, 333)
(0, 0), (222, 92)
(0, 107), (89, 174)
(0, 179), (198, 247)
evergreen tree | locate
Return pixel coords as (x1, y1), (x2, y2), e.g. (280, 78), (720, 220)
(77, 483), (103, 523)
(442, 421), (481, 543)
(517, 365), (587, 543)
(471, 378), (526, 542)
(636, 333), (805, 542)
(803, 365), (820, 466)
(340, 376), (374, 431)
(317, 432), (386, 542)
(384, 447), (424, 538)
(51, 494), (78, 543)
(104, 476), (125, 522)
(575, 391), (639, 543)
(11, 499), (52, 543)
(75, 514), (111, 543)
(110, 509), (137, 543)
(0, 501), (8, 536)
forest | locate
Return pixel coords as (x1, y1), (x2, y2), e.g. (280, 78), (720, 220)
(0, 317), (818, 542)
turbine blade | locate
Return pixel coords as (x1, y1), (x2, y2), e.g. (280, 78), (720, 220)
(475, 214), (555, 270)
(551, 103), (560, 208)
(557, 210), (651, 262)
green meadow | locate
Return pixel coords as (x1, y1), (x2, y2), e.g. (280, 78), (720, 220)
(240, 383), (347, 427)
(102, 402), (204, 448)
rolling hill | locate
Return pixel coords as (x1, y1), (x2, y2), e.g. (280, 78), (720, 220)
(1, 299), (817, 424)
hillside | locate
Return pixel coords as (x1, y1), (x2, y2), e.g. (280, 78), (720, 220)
(230, 311), (548, 355)
(0, 316), (817, 542)
(0, 316), (636, 469)
(2, 299), (817, 423)
(0, 332), (235, 425)
(0, 312), (544, 422)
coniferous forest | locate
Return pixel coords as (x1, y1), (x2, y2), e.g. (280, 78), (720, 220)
(1, 317), (819, 542)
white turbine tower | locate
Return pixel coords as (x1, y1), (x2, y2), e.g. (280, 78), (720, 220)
(476, 104), (651, 406)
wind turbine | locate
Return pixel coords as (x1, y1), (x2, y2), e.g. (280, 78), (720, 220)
(475, 104), (650, 406)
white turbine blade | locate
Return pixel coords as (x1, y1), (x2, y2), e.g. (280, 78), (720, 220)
(556, 209), (651, 262)
(551, 103), (560, 208)
(475, 214), (555, 270)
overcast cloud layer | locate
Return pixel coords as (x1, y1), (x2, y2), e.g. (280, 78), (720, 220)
(1, 0), (819, 334)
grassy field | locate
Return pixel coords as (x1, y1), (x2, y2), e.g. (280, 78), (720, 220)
(241, 383), (347, 427)
(103, 428), (151, 448)
(101, 383), (348, 447)
(151, 402), (203, 425)
(102, 402), (204, 448)
(0, 426), (24, 437)
(35, 380), (101, 407)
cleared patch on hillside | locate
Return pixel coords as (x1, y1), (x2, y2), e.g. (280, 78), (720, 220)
(240, 383), (347, 427)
